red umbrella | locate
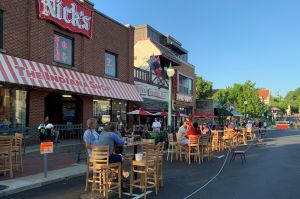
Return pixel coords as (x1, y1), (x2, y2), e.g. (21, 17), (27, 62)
(127, 108), (153, 116)
(127, 109), (153, 128)
(191, 113), (206, 118)
(152, 111), (168, 116)
(205, 114), (216, 118)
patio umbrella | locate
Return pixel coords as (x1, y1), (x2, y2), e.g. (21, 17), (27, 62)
(205, 114), (217, 118)
(127, 108), (153, 129)
(152, 111), (168, 116)
(191, 113), (206, 118)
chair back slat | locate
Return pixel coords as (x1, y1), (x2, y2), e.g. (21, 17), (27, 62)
(189, 135), (199, 144)
(167, 133), (174, 143)
(0, 136), (13, 155)
(14, 133), (23, 147)
(92, 146), (109, 169)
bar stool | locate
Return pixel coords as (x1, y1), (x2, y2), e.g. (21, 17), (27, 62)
(12, 133), (23, 172)
(167, 133), (176, 162)
(187, 135), (200, 165)
(0, 136), (13, 178)
(91, 146), (122, 199)
(130, 143), (158, 199)
(175, 132), (186, 161)
(85, 148), (93, 192)
(156, 142), (164, 189)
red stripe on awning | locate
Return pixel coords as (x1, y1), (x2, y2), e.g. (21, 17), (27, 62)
(0, 53), (143, 102)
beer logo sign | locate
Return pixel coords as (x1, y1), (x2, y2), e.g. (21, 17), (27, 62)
(38, 0), (93, 38)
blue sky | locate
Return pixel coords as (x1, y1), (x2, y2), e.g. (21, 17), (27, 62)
(94, 0), (300, 97)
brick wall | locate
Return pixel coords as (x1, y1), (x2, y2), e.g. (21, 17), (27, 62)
(175, 64), (196, 112)
(0, 0), (135, 126)
(28, 89), (48, 127)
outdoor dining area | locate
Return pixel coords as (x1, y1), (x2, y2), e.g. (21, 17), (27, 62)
(0, 133), (23, 179)
(83, 110), (257, 199)
(85, 138), (164, 199)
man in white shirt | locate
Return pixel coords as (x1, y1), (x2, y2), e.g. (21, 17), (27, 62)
(152, 118), (161, 133)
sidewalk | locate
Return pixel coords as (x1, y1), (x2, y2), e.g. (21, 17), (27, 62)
(0, 140), (85, 197)
(0, 163), (86, 197)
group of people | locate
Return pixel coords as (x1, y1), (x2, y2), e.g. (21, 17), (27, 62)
(177, 118), (212, 145)
(83, 118), (129, 177)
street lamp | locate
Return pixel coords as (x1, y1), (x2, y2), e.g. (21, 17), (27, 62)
(167, 63), (175, 132)
(244, 100), (248, 121)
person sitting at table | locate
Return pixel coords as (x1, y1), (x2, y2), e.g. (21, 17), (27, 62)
(201, 123), (211, 136)
(99, 122), (129, 177)
(182, 122), (201, 144)
(177, 122), (188, 144)
(186, 122), (201, 136)
(83, 118), (100, 157)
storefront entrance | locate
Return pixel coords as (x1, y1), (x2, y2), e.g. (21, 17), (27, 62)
(44, 93), (83, 124)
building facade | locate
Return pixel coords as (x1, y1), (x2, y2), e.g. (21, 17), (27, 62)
(0, 0), (142, 128)
(133, 24), (196, 124)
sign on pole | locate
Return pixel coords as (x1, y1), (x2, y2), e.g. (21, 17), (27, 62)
(40, 142), (54, 154)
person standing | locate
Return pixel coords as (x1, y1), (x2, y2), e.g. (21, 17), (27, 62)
(152, 118), (161, 133)
(42, 116), (60, 143)
(264, 121), (267, 132)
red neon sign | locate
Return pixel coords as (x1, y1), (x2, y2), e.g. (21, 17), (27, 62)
(38, 0), (94, 39)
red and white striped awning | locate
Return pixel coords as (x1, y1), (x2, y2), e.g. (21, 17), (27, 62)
(0, 53), (143, 102)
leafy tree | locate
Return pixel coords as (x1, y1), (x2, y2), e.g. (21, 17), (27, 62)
(195, 76), (213, 99)
(212, 81), (262, 117)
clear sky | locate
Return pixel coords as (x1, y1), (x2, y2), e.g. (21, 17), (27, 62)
(94, 0), (300, 97)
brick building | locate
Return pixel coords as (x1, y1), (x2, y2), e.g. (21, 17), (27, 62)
(133, 24), (196, 128)
(0, 0), (142, 128)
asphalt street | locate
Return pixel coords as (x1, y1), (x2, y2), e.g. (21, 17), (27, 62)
(4, 129), (300, 199)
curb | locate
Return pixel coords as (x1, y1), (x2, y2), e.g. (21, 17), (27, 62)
(0, 164), (86, 197)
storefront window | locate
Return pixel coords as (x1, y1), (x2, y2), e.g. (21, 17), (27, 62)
(93, 99), (111, 125)
(111, 100), (127, 123)
(0, 10), (3, 49)
(53, 33), (73, 66)
(0, 88), (27, 128)
(105, 52), (117, 77)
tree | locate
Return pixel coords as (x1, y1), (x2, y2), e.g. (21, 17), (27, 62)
(212, 81), (262, 117)
(195, 76), (213, 99)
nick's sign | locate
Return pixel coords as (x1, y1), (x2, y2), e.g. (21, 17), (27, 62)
(38, 0), (93, 38)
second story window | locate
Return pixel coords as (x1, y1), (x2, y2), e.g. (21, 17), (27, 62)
(0, 10), (3, 49)
(105, 52), (117, 77)
(53, 33), (73, 66)
(179, 75), (193, 95)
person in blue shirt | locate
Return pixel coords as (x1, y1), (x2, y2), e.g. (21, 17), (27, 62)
(83, 118), (100, 157)
(99, 122), (125, 163)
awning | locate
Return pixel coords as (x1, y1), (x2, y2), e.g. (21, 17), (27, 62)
(0, 53), (143, 102)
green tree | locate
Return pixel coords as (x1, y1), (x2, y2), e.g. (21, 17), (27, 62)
(212, 81), (262, 117)
(195, 76), (213, 99)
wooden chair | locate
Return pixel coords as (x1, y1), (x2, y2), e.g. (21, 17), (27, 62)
(91, 146), (122, 199)
(130, 143), (158, 199)
(199, 135), (212, 162)
(246, 127), (254, 141)
(167, 133), (176, 162)
(187, 135), (200, 165)
(0, 136), (13, 178)
(12, 133), (23, 172)
(211, 130), (221, 152)
(85, 148), (93, 192)
(238, 128), (247, 145)
(156, 142), (164, 190)
(175, 132), (185, 161)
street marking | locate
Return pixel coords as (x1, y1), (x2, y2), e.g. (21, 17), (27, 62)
(184, 139), (255, 199)
(183, 149), (230, 199)
(132, 191), (152, 199)
(123, 192), (139, 197)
